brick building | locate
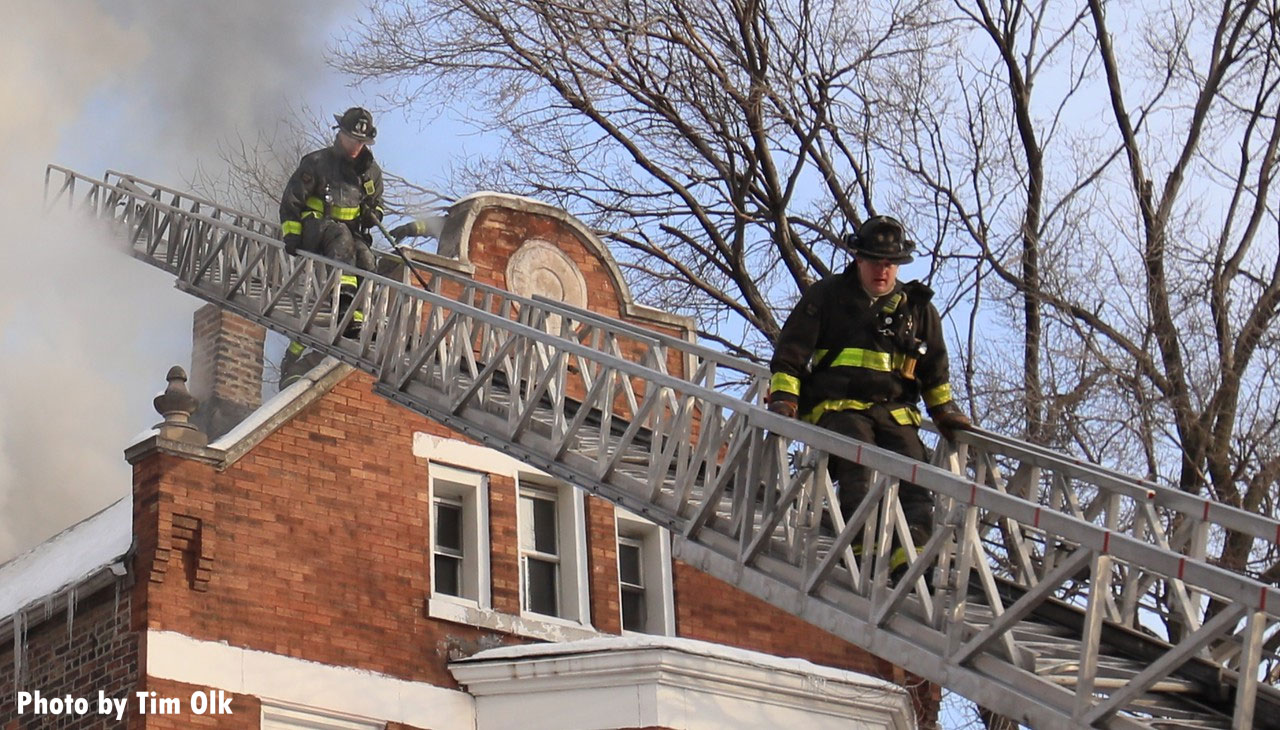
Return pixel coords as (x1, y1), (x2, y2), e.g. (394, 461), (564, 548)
(1, 193), (934, 729)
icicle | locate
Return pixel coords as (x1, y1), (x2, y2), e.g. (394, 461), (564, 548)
(66, 586), (78, 639)
(113, 580), (121, 635)
(12, 611), (24, 685)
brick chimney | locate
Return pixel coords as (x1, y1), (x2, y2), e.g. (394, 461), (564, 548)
(189, 304), (265, 440)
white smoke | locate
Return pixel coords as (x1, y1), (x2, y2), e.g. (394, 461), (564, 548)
(0, 0), (358, 562)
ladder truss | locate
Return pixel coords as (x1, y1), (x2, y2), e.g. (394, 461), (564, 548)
(44, 165), (1280, 729)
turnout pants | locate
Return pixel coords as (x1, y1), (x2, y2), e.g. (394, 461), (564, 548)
(301, 218), (375, 271)
(281, 219), (377, 387)
(816, 405), (933, 544)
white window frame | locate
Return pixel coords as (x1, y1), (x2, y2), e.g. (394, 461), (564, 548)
(519, 485), (562, 616)
(615, 509), (675, 636)
(428, 463), (490, 610)
(517, 476), (591, 626)
(261, 701), (383, 730)
(617, 535), (647, 632)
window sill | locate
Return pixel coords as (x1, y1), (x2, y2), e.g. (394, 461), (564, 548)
(428, 597), (599, 643)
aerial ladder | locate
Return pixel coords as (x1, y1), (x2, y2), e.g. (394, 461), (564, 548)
(44, 165), (1280, 729)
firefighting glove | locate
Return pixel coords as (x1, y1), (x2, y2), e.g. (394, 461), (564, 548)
(767, 399), (799, 419)
(283, 233), (301, 256)
(361, 207), (383, 229)
(933, 409), (973, 442)
(389, 222), (419, 242)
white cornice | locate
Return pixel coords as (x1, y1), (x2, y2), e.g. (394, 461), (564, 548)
(450, 636), (914, 730)
(413, 432), (551, 479)
(145, 630), (474, 730)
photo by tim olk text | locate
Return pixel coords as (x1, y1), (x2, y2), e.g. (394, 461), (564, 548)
(16, 688), (233, 720)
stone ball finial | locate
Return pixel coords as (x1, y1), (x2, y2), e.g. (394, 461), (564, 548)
(153, 365), (207, 446)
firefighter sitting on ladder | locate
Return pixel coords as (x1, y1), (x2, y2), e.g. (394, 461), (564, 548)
(767, 215), (972, 577)
(278, 107), (385, 388)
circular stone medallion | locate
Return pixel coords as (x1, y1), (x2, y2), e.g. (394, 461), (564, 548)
(506, 239), (589, 333)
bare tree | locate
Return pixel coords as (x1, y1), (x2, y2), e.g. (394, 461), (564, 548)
(333, 0), (947, 360)
(890, 0), (1280, 623)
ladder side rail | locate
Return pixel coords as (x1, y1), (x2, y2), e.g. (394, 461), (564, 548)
(390, 252), (770, 404)
(53, 166), (1280, 555)
(104, 170), (281, 233)
(55, 165), (1279, 619)
(397, 257), (773, 387)
(970, 427), (1280, 547)
(109, 171), (281, 245)
(381, 250), (752, 429)
(48, 171), (289, 256)
(528, 294), (769, 385)
(944, 430), (1279, 624)
(50, 166), (1280, 611)
(48, 167), (1280, 727)
(938, 440), (1218, 643)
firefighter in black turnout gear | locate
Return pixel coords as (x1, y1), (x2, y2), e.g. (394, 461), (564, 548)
(768, 216), (972, 573)
(278, 107), (385, 387)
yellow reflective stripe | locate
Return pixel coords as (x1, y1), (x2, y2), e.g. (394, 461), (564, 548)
(300, 210), (321, 220)
(923, 383), (952, 407)
(351, 310), (364, 323)
(888, 546), (923, 572)
(803, 399), (920, 426)
(304, 196), (360, 220)
(803, 398), (876, 423)
(281, 220), (302, 236)
(340, 274), (359, 288)
(287, 341), (306, 356)
(813, 348), (903, 373)
(770, 372), (801, 396)
(891, 406), (922, 426)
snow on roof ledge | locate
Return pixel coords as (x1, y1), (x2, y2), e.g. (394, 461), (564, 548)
(0, 496), (132, 619)
(208, 357), (350, 456)
(460, 633), (903, 692)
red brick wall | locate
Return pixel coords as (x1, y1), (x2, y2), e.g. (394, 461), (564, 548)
(131, 377), (525, 690)
(487, 473), (522, 618)
(467, 208), (629, 321)
(0, 581), (138, 730)
(585, 498), (623, 636)
(134, 677), (257, 730)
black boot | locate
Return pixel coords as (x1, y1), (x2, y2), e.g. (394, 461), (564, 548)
(279, 342), (325, 388)
(337, 286), (363, 338)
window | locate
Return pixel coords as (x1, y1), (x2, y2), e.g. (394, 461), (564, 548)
(520, 488), (561, 616)
(433, 498), (464, 597)
(517, 479), (590, 624)
(417, 435), (595, 640)
(616, 510), (675, 635)
(618, 537), (646, 631)
(429, 464), (489, 607)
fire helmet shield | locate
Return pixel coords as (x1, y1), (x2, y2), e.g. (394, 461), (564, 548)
(847, 215), (915, 264)
(333, 107), (377, 144)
